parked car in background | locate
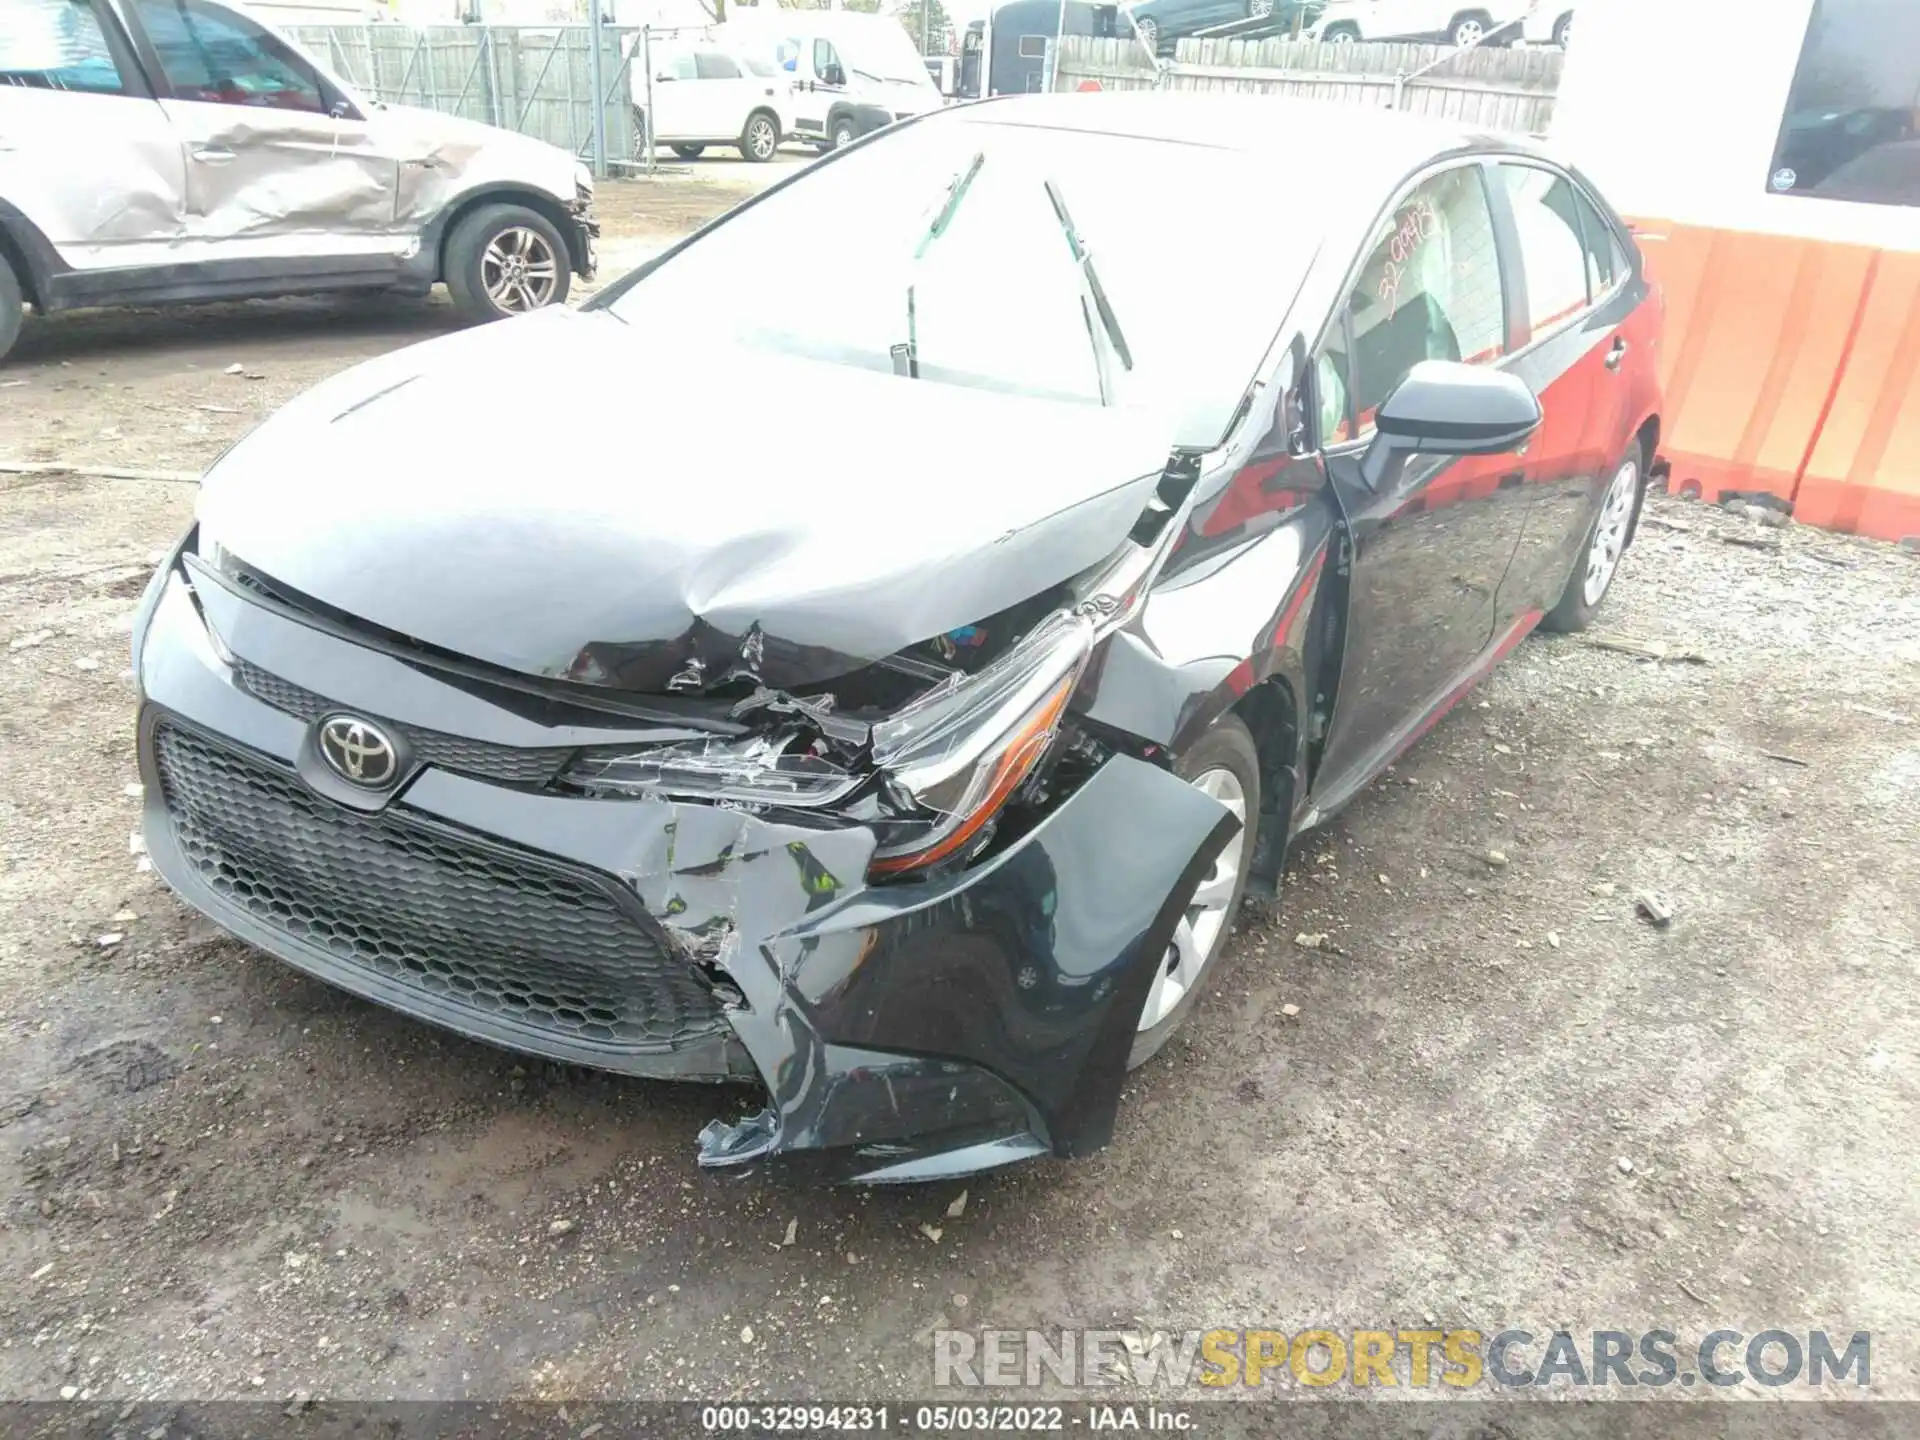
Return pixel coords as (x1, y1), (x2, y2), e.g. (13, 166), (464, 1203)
(1312, 0), (1530, 45)
(0, 0), (596, 363)
(132, 92), (1662, 1183)
(1124, 0), (1322, 53)
(632, 39), (791, 162)
(1521, 0), (1575, 46)
(722, 10), (944, 151)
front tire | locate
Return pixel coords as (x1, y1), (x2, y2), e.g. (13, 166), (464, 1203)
(444, 204), (570, 325)
(1551, 11), (1572, 45)
(1134, 15), (1160, 51)
(739, 111), (779, 163)
(1128, 715), (1261, 1070)
(0, 257), (22, 365)
(829, 115), (858, 150)
(1541, 440), (1645, 633)
(1323, 21), (1359, 41)
(670, 143), (706, 159)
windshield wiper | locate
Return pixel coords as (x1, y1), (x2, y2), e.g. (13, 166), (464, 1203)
(1043, 178), (1134, 405)
(895, 151), (986, 379)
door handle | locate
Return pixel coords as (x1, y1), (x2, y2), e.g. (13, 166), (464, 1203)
(1604, 337), (1629, 371)
(192, 146), (237, 163)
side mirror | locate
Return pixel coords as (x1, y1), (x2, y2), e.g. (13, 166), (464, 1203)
(1360, 360), (1541, 488)
(655, 70), (676, 82)
(823, 62), (846, 86)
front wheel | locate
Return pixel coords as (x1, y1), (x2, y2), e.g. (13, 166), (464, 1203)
(1248, 0), (1274, 15)
(444, 204), (571, 324)
(1541, 442), (1645, 633)
(670, 143), (706, 159)
(1134, 15), (1160, 50)
(1551, 11), (1572, 45)
(829, 116), (858, 150)
(1323, 22), (1359, 41)
(0, 257), (23, 365)
(739, 112), (779, 163)
(1129, 715), (1260, 1069)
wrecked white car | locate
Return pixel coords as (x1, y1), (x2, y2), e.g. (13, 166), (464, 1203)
(0, 0), (598, 362)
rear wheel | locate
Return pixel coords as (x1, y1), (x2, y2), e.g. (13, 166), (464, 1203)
(670, 143), (706, 159)
(1323, 21), (1359, 41)
(1551, 11), (1572, 45)
(739, 111), (779, 162)
(829, 115), (858, 150)
(1541, 441), (1645, 633)
(1134, 15), (1159, 50)
(0, 256), (22, 365)
(1129, 715), (1261, 1069)
(1248, 0), (1274, 15)
(444, 204), (570, 324)
(1449, 9), (1492, 44)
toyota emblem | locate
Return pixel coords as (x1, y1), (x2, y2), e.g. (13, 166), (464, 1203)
(317, 715), (399, 788)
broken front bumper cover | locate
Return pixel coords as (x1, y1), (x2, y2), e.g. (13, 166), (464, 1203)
(132, 569), (1236, 1182)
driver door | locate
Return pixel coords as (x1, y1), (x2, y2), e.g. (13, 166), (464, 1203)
(1309, 161), (1536, 805)
(125, 0), (398, 256)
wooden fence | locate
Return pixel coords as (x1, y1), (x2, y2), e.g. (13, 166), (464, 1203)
(1053, 35), (1563, 134)
(289, 24), (638, 171)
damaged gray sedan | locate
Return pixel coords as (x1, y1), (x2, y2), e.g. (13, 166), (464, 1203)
(131, 93), (1663, 1181)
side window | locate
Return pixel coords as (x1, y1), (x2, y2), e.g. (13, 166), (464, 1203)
(668, 53), (697, 81)
(1321, 165), (1505, 444)
(1768, 0), (1920, 207)
(1572, 188), (1619, 297)
(0, 0), (126, 95)
(694, 51), (740, 81)
(776, 39), (800, 71)
(813, 38), (842, 78)
(129, 0), (325, 113)
(1018, 35), (1048, 59)
(1495, 165), (1590, 336)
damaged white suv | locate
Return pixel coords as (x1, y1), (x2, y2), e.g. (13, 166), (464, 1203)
(0, 0), (599, 363)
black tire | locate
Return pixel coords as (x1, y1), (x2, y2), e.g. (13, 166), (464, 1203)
(828, 115), (858, 150)
(1134, 16), (1159, 51)
(0, 256), (22, 366)
(1128, 714), (1262, 1069)
(1248, 0), (1274, 15)
(1323, 21), (1360, 41)
(1449, 9), (1493, 44)
(670, 143), (706, 159)
(739, 110), (780, 163)
(1540, 437), (1647, 634)
(1551, 11), (1572, 45)
(443, 203), (571, 326)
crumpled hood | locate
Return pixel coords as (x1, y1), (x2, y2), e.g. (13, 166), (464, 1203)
(196, 310), (1175, 692)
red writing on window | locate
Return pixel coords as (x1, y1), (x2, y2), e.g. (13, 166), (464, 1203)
(1375, 196), (1440, 319)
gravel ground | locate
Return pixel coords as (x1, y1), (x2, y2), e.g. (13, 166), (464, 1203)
(2, 174), (1918, 1411)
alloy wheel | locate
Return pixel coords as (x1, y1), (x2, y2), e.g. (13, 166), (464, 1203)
(1583, 457), (1639, 607)
(747, 116), (777, 160)
(1136, 16), (1158, 49)
(1137, 766), (1247, 1033)
(1250, 0), (1274, 15)
(481, 227), (560, 314)
(1454, 18), (1484, 44)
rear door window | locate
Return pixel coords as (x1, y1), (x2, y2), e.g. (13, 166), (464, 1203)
(1318, 164), (1507, 445)
(0, 0), (126, 94)
(1571, 187), (1620, 298)
(129, 0), (326, 113)
(694, 50), (740, 80)
(1494, 164), (1591, 338)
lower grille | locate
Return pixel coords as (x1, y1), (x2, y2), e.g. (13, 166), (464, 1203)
(152, 722), (726, 1051)
(233, 660), (572, 787)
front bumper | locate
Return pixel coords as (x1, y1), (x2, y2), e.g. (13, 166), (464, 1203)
(134, 561), (1235, 1182)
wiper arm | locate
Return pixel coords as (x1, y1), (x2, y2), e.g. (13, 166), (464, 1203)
(1043, 178), (1134, 405)
(895, 151), (986, 379)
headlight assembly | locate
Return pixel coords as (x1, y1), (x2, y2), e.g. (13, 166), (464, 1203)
(868, 609), (1096, 875)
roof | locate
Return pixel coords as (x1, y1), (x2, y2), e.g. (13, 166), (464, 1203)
(962, 89), (1548, 171)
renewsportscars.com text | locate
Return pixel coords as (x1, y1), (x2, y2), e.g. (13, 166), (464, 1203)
(933, 1328), (1871, 1390)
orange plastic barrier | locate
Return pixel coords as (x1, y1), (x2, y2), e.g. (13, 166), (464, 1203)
(1630, 218), (1920, 545)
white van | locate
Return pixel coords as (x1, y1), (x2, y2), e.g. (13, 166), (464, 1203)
(718, 11), (943, 151)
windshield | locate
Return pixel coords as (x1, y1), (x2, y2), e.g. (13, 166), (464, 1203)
(605, 111), (1315, 446)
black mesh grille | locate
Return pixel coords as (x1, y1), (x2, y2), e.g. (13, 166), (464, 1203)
(233, 660), (572, 786)
(153, 722), (726, 1050)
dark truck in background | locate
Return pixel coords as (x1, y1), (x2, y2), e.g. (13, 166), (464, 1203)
(957, 0), (1321, 93)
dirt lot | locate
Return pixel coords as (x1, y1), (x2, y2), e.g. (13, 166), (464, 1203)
(2, 172), (1918, 1412)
